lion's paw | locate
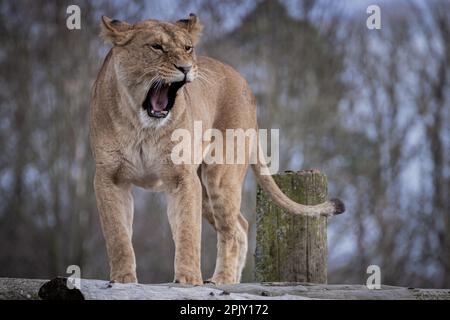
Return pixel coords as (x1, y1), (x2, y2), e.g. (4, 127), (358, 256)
(174, 273), (203, 285)
(205, 275), (237, 285)
(111, 272), (137, 283)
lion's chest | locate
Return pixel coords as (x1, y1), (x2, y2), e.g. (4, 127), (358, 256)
(117, 139), (169, 191)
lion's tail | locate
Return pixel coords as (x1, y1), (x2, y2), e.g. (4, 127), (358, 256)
(251, 162), (345, 217)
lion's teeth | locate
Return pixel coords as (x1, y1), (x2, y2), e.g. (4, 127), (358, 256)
(149, 109), (168, 115)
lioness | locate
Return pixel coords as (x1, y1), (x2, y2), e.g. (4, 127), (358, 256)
(90, 14), (344, 285)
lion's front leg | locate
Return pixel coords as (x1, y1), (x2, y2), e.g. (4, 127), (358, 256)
(94, 170), (137, 283)
(165, 173), (203, 285)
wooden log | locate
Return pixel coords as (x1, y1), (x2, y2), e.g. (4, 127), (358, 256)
(34, 278), (450, 300)
(255, 170), (328, 283)
(0, 278), (46, 300)
(1, 277), (450, 300)
(37, 277), (309, 300)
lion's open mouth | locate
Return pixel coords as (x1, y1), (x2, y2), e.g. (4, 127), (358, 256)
(142, 80), (186, 118)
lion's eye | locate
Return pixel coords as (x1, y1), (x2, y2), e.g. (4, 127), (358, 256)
(151, 44), (163, 51)
(185, 45), (193, 53)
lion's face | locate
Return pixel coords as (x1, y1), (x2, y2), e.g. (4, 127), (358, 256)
(101, 14), (203, 119)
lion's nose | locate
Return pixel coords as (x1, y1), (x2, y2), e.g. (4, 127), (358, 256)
(174, 64), (192, 75)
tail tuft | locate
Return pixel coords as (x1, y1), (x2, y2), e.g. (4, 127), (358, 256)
(330, 198), (345, 215)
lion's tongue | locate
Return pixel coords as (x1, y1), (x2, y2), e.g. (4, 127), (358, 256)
(150, 85), (169, 111)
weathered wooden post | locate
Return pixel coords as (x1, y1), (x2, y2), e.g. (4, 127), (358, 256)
(255, 170), (328, 283)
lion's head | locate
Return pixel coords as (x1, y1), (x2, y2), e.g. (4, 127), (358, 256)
(100, 14), (203, 119)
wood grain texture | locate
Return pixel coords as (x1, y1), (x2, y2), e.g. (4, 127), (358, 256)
(0, 278), (46, 300)
(2, 277), (449, 300)
(255, 170), (327, 283)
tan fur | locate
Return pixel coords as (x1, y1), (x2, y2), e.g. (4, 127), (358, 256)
(90, 15), (344, 285)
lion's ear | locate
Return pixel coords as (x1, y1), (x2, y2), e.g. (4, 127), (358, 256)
(176, 13), (203, 45)
(100, 16), (133, 45)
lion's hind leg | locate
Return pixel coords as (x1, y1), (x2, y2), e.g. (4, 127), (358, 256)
(201, 163), (249, 284)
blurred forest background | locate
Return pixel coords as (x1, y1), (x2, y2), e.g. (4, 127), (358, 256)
(0, 0), (449, 288)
